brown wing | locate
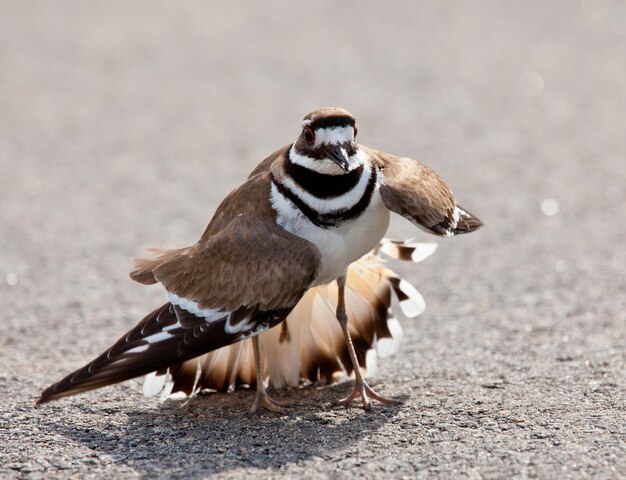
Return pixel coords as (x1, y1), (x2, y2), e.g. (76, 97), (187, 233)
(130, 172), (322, 312)
(39, 172), (321, 404)
(366, 147), (482, 236)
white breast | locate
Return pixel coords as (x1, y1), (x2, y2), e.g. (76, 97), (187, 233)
(271, 184), (390, 286)
(306, 192), (390, 286)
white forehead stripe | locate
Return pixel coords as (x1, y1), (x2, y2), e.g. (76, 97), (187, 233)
(313, 126), (354, 147)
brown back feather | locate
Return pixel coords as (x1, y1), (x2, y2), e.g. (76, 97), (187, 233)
(130, 173), (322, 312)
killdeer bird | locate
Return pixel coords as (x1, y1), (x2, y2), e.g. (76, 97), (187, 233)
(38, 107), (482, 412)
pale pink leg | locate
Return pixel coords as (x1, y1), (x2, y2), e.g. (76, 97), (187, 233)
(249, 335), (289, 414)
(335, 275), (399, 411)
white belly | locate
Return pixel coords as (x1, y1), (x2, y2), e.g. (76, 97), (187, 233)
(283, 191), (390, 286)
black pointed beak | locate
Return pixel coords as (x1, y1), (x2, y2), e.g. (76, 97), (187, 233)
(327, 145), (351, 172)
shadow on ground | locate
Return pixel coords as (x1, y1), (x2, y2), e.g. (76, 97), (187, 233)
(45, 382), (407, 477)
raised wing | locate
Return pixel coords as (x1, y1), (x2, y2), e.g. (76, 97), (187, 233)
(366, 147), (482, 236)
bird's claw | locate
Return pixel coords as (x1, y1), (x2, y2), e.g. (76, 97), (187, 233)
(336, 379), (399, 411)
(249, 390), (289, 415)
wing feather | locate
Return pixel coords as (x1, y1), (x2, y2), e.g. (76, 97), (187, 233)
(365, 147), (483, 236)
(40, 172), (322, 404)
(37, 302), (292, 404)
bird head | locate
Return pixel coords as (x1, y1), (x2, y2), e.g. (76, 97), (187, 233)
(292, 107), (360, 174)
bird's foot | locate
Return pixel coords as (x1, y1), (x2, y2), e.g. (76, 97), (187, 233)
(249, 389), (289, 415)
(337, 378), (399, 411)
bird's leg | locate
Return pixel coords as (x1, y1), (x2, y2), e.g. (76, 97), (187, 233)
(249, 335), (289, 414)
(335, 275), (398, 411)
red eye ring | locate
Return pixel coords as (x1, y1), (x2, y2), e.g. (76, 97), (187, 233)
(303, 126), (315, 144)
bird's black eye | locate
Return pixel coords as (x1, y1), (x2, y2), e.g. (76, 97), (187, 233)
(303, 126), (315, 144)
(353, 127), (358, 138)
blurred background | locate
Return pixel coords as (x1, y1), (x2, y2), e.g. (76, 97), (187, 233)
(1, 1), (624, 478)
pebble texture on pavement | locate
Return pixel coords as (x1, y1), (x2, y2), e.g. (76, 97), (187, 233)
(1, 1), (624, 478)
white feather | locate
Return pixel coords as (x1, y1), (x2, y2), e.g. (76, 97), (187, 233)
(234, 320), (269, 336)
(364, 349), (378, 378)
(168, 292), (227, 321)
(376, 316), (404, 358)
(144, 331), (173, 344)
(451, 206), (460, 228)
(168, 391), (187, 400)
(379, 239), (438, 263)
(163, 321), (182, 332)
(143, 371), (166, 397)
(376, 338), (398, 358)
(410, 243), (438, 262)
(386, 316), (404, 340)
(397, 279), (426, 318)
(127, 344), (149, 354)
(225, 315), (253, 334)
(159, 380), (175, 401)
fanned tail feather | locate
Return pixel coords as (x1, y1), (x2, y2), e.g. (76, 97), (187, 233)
(145, 238), (436, 399)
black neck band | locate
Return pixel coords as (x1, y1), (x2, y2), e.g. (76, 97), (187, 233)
(271, 168), (378, 229)
(285, 161), (364, 199)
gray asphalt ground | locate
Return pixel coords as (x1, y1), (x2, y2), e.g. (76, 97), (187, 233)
(1, 1), (625, 479)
